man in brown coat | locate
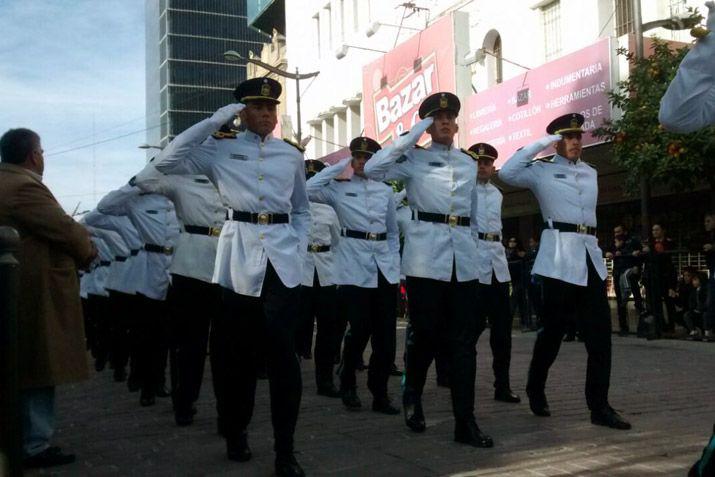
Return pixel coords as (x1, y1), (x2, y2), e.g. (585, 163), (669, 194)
(0, 128), (96, 469)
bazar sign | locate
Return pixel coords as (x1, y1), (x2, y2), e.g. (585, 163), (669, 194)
(465, 38), (612, 167)
(363, 14), (456, 144)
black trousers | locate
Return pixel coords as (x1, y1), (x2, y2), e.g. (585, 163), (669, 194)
(133, 293), (169, 397)
(338, 271), (397, 399)
(107, 290), (135, 373)
(476, 278), (513, 390)
(213, 262), (301, 454)
(86, 294), (111, 365)
(526, 258), (612, 411)
(298, 272), (339, 388)
(405, 270), (483, 423)
(167, 274), (220, 415)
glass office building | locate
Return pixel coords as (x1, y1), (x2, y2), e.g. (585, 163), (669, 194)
(146, 0), (266, 148)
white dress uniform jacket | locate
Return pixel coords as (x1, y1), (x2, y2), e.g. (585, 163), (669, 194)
(306, 158), (400, 287)
(659, 2), (715, 133)
(82, 211), (142, 295)
(498, 137), (607, 286)
(133, 163), (225, 284)
(98, 185), (180, 301)
(154, 112), (310, 297)
(475, 181), (510, 284)
(301, 202), (341, 287)
(364, 118), (480, 282)
(80, 234), (111, 298)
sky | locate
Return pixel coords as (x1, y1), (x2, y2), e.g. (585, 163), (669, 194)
(0, 0), (147, 213)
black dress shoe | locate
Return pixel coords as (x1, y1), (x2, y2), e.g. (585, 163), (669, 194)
(403, 395), (426, 432)
(389, 363), (403, 377)
(454, 420), (494, 448)
(591, 406), (631, 430)
(227, 432), (252, 462)
(23, 446), (75, 469)
(527, 391), (551, 417)
(372, 396), (400, 415)
(494, 388), (521, 403)
(275, 453), (305, 477)
(341, 388), (362, 410)
(317, 383), (342, 398)
(563, 334), (576, 342)
(155, 385), (171, 398)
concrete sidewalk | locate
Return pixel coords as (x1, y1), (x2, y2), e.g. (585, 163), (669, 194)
(33, 328), (715, 476)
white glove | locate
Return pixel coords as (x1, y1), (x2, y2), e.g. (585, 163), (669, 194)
(394, 117), (434, 152)
(535, 134), (563, 150)
(211, 103), (245, 125)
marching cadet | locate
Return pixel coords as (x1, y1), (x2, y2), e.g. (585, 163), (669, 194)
(659, 1), (715, 132)
(467, 143), (520, 404)
(499, 113), (631, 430)
(97, 184), (180, 407)
(82, 210), (144, 383)
(298, 159), (343, 398)
(154, 77), (310, 477)
(307, 137), (401, 416)
(365, 93), (493, 448)
(132, 158), (226, 427)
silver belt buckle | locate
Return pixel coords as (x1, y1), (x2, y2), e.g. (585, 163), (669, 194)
(257, 212), (270, 225)
(576, 224), (588, 234)
(368, 232), (377, 240)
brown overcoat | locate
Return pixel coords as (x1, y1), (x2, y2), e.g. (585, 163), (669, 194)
(0, 163), (94, 389)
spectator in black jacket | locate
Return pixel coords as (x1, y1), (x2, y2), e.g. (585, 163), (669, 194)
(525, 237), (542, 331)
(703, 213), (714, 342)
(642, 224), (678, 339)
(506, 237), (529, 330)
(605, 225), (644, 336)
(685, 272), (709, 340)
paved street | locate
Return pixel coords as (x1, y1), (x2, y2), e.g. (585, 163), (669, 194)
(32, 324), (715, 477)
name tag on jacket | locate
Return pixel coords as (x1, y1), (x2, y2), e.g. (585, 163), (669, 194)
(345, 192), (357, 197)
(230, 153), (248, 161)
(553, 173), (566, 179)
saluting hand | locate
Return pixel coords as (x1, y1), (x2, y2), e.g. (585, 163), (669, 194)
(212, 103), (246, 125)
(537, 134), (563, 151)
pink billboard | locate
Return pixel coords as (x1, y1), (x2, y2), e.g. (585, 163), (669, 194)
(362, 14), (457, 145)
(465, 38), (612, 167)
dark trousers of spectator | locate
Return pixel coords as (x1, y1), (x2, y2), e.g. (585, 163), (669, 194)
(107, 290), (135, 377)
(338, 271), (397, 399)
(167, 274), (220, 416)
(477, 278), (513, 391)
(86, 294), (111, 367)
(704, 276), (715, 332)
(614, 269), (631, 333)
(299, 272), (340, 389)
(212, 262), (301, 454)
(511, 281), (529, 329)
(527, 259), (612, 411)
(527, 277), (544, 329)
(405, 270), (483, 423)
(132, 293), (168, 399)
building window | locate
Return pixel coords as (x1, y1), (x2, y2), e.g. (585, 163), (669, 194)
(312, 13), (321, 58)
(615, 0), (634, 36)
(352, 0), (360, 32)
(542, 1), (561, 61)
(324, 4), (333, 51)
(493, 34), (503, 84)
(668, 0), (686, 16)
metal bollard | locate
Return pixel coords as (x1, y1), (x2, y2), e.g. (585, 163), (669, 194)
(0, 226), (22, 476)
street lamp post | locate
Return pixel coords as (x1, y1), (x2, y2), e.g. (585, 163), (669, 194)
(223, 51), (319, 143)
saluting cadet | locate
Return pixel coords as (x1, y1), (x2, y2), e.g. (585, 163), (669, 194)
(132, 159), (226, 427)
(97, 185), (180, 407)
(298, 159), (343, 398)
(154, 77), (310, 477)
(307, 137), (401, 416)
(365, 93), (493, 448)
(659, 1), (715, 132)
(499, 113), (631, 430)
(82, 210), (143, 383)
(467, 143), (520, 404)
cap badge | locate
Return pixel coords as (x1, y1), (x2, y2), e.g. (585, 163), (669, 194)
(261, 83), (271, 97)
(478, 145), (485, 155)
(570, 118), (579, 128)
(439, 95), (448, 109)
(360, 139), (368, 151)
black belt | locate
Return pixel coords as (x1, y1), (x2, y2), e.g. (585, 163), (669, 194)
(99, 260), (111, 267)
(227, 210), (289, 225)
(130, 249), (140, 256)
(478, 232), (501, 242)
(546, 221), (597, 236)
(414, 210), (470, 227)
(184, 224), (222, 237)
(307, 244), (331, 253)
(115, 256), (127, 262)
(144, 243), (174, 255)
(341, 229), (387, 241)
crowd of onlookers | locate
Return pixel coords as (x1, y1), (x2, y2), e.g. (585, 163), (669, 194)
(504, 213), (715, 342)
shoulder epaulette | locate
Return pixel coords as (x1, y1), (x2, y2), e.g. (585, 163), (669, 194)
(212, 130), (237, 140)
(460, 148), (478, 160)
(283, 138), (305, 153)
(525, 157), (554, 168)
(333, 178), (351, 182)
